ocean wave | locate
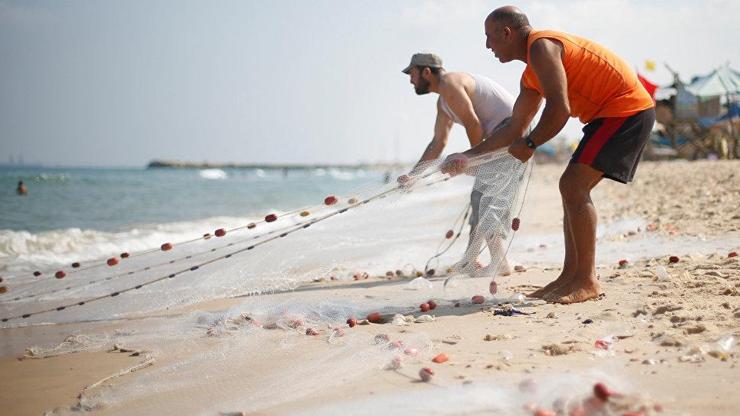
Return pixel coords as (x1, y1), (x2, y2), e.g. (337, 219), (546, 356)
(199, 169), (228, 180)
(0, 215), (269, 273)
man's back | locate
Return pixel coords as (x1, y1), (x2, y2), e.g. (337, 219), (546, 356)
(438, 72), (514, 137)
(521, 30), (653, 123)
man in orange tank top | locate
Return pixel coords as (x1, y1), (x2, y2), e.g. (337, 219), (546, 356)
(442, 6), (655, 304)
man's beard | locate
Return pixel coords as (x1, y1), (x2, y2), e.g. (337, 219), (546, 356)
(414, 78), (431, 95)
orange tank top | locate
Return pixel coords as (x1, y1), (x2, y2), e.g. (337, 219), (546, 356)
(521, 30), (654, 123)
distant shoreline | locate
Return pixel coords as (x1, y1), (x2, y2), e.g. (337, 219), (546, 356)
(146, 160), (408, 171)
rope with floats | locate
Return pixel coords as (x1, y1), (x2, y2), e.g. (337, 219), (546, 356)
(0, 152), (526, 323)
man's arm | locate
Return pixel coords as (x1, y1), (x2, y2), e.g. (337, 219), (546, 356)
(407, 99), (454, 176)
(439, 78), (483, 147)
(519, 38), (570, 147)
(507, 38), (570, 162)
(463, 81), (541, 157)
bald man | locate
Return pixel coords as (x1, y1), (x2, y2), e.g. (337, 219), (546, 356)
(399, 52), (516, 279)
(442, 7), (655, 304)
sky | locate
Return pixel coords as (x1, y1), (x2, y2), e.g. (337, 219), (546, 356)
(0, 0), (738, 167)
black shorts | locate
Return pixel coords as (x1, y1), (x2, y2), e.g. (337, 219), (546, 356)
(571, 108), (656, 183)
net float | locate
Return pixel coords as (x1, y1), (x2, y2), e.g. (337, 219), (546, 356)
(668, 255), (679, 263)
(305, 328), (319, 336)
(432, 353), (449, 363)
(346, 317), (357, 327)
(324, 195), (338, 205)
(55, 270), (66, 279)
(0, 286), (7, 294)
(348, 198), (358, 204)
(618, 259), (629, 268)
(107, 257), (119, 266)
(420, 303), (430, 312)
(427, 300), (437, 310)
(366, 312), (383, 323)
(34, 271), (42, 277)
(593, 382), (615, 401)
(247, 223), (256, 229)
(300, 211), (310, 217)
(71, 262), (81, 268)
(161, 242), (173, 251)
(419, 367), (434, 382)
(120, 252), (130, 258)
(215, 228), (226, 237)
(203, 233), (211, 239)
(472, 295), (485, 304)
(265, 214), (277, 222)
(445, 229), (454, 239)
(512, 217), (521, 231)
(729, 251), (738, 258)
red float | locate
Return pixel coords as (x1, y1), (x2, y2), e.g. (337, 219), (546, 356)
(265, 214), (277, 223)
(593, 383), (613, 401)
(55, 270), (66, 279)
(0, 286), (7, 294)
(324, 195), (338, 205)
(215, 228), (226, 237)
(668, 255), (679, 264)
(729, 251), (738, 258)
(161, 242), (173, 251)
(107, 257), (119, 266)
(366, 312), (382, 323)
(427, 300), (437, 310)
(445, 229), (454, 239)
(420, 303), (430, 312)
(618, 259), (629, 268)
(512, 217), (521, 231)
(419, 367), (434, 382)
(472, 295), (485, 304)
(432, 353), (449, 363)
(346, 317), (357, 327)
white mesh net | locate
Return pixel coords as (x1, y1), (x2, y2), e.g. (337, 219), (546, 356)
(1, 150), (544, 415)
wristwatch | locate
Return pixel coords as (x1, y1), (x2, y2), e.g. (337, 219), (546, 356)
(524, 135), (537, 149)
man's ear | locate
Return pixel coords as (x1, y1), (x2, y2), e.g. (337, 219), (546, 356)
(421, 67), (431, 80)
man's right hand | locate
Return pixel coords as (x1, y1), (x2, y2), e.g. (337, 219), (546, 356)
(440, 153), (469, 176)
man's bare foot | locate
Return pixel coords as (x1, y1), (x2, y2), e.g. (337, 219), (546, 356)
(528, 272), (571, 298)
(544, 278), (601, 304)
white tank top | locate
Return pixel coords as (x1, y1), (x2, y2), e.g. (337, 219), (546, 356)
(439, 73), (515, 137)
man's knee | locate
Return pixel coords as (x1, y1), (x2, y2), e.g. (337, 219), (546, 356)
(559, 171), (589, 204)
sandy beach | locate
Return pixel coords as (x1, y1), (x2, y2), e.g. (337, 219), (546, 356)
(1, 159), (738, 415)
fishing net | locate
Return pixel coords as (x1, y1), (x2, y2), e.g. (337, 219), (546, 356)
(1, 150), (537, 414)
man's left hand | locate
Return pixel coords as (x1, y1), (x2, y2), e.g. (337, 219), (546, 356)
(508, 138), (535, 162)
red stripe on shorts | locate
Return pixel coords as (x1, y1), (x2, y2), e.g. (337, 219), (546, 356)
(577, 117), (628, 165)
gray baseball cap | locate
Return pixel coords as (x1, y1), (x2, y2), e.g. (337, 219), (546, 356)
(401, 53), (443, 74)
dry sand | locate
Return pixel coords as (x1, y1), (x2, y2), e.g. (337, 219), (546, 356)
(1, 159), (738, 415)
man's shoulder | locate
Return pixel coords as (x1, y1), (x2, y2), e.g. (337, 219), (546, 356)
(439, 72), (475, 93)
